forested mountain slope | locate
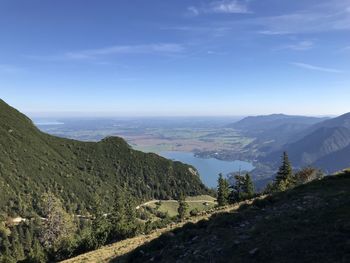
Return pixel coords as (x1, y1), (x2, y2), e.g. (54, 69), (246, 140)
(0, 99), (207, 216)
(228, 114), (327, 154)
(262, 113), (350, 172)
(264, 127), (350, 167)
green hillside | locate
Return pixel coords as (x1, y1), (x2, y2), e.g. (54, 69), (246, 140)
(126, 171), (350, 263)
(0, 99), (207, 216)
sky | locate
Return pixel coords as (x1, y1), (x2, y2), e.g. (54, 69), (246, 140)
(0, 0), (349, 117)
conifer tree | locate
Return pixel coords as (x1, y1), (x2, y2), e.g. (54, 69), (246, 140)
(24, 227), (33, 253)
(11, 228), (25, 261)
(90, 195), (110, 249)
(229, 173), (255, 203)
(0, 233), (13, 263)
(243, 173), (255, 199)
(109, 187), (126, 240)
(124, 191), (138, 237)
(177, 194), (189, 220)
(217, 174), (230, 206)
(28, 238), (47, 263)
(275, 151), (294, 191)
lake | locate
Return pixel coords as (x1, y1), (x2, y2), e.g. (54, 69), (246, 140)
(158, 151), (254, 188)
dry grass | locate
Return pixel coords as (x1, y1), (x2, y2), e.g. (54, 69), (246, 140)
(61, 197), (264, 263)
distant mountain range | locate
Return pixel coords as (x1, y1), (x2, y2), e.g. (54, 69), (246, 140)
(230, 113), (350, 173)
(0, 99), (207, 215)
(229, 114), (329, 152)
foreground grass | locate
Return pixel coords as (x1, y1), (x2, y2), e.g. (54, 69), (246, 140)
(62, 171), (350, 263)
(127, 171), (350, 263)
(146, 195), (216, 217)
(61, 199), (259, 263)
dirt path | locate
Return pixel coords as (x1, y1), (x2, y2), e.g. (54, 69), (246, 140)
(136, 199), (217, 209)
(61, 197), (265, 263)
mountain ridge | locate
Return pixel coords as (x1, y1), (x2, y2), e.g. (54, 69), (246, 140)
(0, 99), (208, 216)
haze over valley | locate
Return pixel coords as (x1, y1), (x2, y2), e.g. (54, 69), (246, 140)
(33, 112), (350, 188)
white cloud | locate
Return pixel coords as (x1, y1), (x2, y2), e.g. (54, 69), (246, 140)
(258, 30), (290, 35)
(211, 0), (251, 14)
(254, 1), (350, 35)
(290, 62), (343, 73)
(188, 0), (251, 16)
(28, 43), (185, 61)
(283, 41), (314, 51)
(181, 1), (350, 39)
(187, 6), (199, 16)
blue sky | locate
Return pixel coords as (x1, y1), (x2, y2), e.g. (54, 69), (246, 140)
(0, 0), (349, 116)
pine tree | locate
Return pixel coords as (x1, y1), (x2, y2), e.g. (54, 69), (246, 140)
(0, 233), (13, 263)
(229, 173), (254, 203)
(90, 195), (110, 249)
(243, 173), (255, 199)
(124, 191), (138, 237)
(217, 174), (230, 206)
(109, 186), (128, 240)
(177, 194), (189, 220)
(24, 227), (33, 253)
(28, 238), (47, 263)
(11, 228), (25, 261)
(275, 151), (294, 191)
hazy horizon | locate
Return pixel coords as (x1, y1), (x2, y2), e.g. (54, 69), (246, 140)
(28, 111), (336, 119)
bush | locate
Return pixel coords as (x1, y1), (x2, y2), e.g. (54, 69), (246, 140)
(190, 208), (200, 217)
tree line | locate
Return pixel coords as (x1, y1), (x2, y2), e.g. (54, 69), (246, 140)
(216, 151), (324, 207)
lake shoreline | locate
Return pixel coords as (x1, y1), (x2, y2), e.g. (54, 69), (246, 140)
(157, 151), (254, 188)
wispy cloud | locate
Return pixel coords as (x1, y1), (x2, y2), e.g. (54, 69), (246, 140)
(258, 30), (290, 36)
(281, 41), (314, 51)
(176, 1), (350, 40)
(28, 43), (185, 61)
(255, 1), (350, 35)
(187, 0), (251, 16)
(291, 62), (343, 73)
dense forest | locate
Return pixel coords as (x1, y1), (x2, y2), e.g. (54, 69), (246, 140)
(0, 99), (208, 216)
(0, 99), (208, 262)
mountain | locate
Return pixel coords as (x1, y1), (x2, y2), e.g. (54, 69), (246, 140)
(0, 99), (207, 216)
(313, 145), (350, 173)
(229, 114), (326, 133)
(263, 113), (350, 172)
(293, 112), (350, 142)
(121, 171), (350, 263)
(264, 126), (350, 166)
(229, 114), (328, 154)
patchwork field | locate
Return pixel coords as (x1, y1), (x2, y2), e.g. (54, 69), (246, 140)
(35, 118), (252, 156)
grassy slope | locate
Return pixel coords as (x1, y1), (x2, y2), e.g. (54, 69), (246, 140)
(125, 171), (350, 263)
(0, 99), (207, 216)
(61, 199), (255, 263)
(147, 195), (217, 217)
